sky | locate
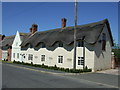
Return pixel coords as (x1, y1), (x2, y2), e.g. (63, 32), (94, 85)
(2, 2), (118, 44)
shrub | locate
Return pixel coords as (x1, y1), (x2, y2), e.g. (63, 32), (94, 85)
(65, 68), (69, 72)
(44, 65), (48, 68)
(41, 63), (45, 68)
(22, 61), (24, 64)
(58, 68), (63, 71)
(12, 60), (92, 73)
(31, 62), (33, 65)
(13, 60), (15, 63)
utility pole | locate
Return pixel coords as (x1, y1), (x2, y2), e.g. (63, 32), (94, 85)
(73, 0), (78, 69)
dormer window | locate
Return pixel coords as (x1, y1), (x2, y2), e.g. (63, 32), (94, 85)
(30, 44), (32, 48)
(102, 33), (106, 51)
(59, 42), (63, 47)
(41, 43), (46, 48)
(77, 41), (84, 47)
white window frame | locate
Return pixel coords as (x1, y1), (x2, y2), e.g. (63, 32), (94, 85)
(16, 42), (18, 46)
(58, 56), (63, 63)
(41, 55), (45, 61)
(28, 54), (33, 60)
(78, 57), (84, 66)
(13, 53), (15, 58)
(17, 53), (19, 59)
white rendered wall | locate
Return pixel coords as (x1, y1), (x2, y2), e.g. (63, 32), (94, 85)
(21, 42), (95, 70)
(94, 24), (112, 71)
(11, 31), (22, 62)
(2, 50), (7, 60)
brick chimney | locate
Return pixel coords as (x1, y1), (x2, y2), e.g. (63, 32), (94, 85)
(31, 24), (38, 34)
(1, 35), (5, 40)
(29, 27), (32, 33)
(61, 18), (67, 29)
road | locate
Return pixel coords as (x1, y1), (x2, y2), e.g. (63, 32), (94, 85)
(2, 63), (119, 88)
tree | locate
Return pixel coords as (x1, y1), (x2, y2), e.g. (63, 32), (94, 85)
(112, 41), (120, 66)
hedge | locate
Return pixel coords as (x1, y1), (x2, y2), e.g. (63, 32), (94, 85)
(13, 60), (92, 73)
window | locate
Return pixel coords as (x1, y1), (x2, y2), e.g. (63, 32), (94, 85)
(16, 42), (18, 46)
(78, 41), (84, 47)
(41, 55), (45, 61)
(13, 53), (15, 58)
(41, 43), (46, 48)
(28, 54), (33, 60)
(102, 33), (106, 51)
(78, 57), (84, 65)
(58, 56), (63, 63)
(59, 42), (63, 47)
(22, 54), (25, 59)
(30, 44), (32, 48)
(17, 53), (19, 59)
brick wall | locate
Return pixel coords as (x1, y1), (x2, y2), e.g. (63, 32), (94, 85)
(7, 47), (12, 61)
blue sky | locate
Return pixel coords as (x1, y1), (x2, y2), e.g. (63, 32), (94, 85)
(2, 2), (118, 44)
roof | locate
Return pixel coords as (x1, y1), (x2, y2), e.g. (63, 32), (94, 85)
(1, 35), (15, 47)
(21, 19), (114, 48)
(0, 33), (29, 48)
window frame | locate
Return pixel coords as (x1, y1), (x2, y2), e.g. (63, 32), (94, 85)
(78, 57), (84, 66)
(13, 53), (15, 58)
(58, 56), (63, 63)
(102, 33), (106, 51)
(28, 54), (33, 60)
(77, 41), (84, 47)
(59, 42), (63, 47)
(41, 55), (45, 61)
(17, 53), (19, 59)
(41, 43), (46, 48)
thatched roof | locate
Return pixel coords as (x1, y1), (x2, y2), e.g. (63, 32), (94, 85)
(0, 33), (29, 49)
(21, 19), (114, 48)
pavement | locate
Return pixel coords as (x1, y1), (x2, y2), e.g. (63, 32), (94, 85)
(2, 62), (119, 88)
(96, 68), (119, 75)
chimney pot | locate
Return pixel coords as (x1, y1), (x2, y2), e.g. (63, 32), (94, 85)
(61, 18), (67, 29)
(30, 28), (32, 32)
(31, 24), (38, 34)
(2, 35), (5, 40)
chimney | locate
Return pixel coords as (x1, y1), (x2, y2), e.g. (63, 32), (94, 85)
(61, 18), (67, 29)
(31, 24), (38, 34)
(2, 35), (5, 40)
(29, 27), (32, 33)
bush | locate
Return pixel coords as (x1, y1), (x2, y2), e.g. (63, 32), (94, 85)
(65, 68), (69, 72)
(22, 61), (24, 64)
(12, 61), (92, 73)
(31, 62), (33, 65)
(59, 68), (65, 71)
(83, 66), (92, 72)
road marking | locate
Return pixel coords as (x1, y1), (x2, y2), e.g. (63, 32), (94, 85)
(4, 63), (119, 88)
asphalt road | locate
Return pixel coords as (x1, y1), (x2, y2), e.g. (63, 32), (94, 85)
(2, 63), (119, 88)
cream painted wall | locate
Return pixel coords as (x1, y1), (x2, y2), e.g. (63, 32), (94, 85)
(22, 43), (74, 69)
(94, 24), (112, 71)
(83, 44), (95, 71)
(21, 42), (95, 70)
